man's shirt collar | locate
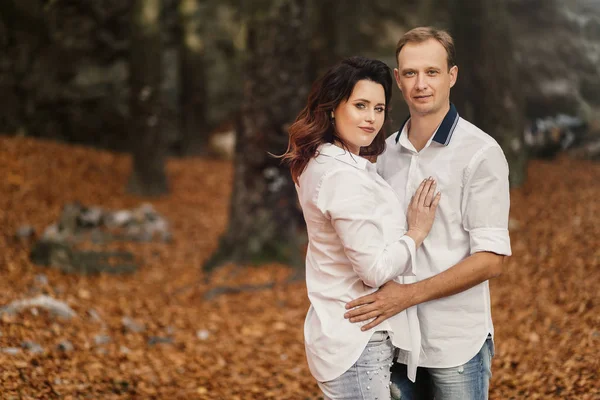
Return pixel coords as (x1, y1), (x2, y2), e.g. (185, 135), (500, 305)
(395, 103), (459, 146)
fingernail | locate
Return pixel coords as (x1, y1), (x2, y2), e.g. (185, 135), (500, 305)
(344, 313), (349, 318)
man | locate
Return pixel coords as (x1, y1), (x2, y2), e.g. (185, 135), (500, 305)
(344, 27), (512, 400)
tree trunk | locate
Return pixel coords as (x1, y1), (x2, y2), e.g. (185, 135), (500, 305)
(204, 0), (310, 271)
(178, 0), (208, 156)
(450, 0), (528, 187)
(335, 0), (367, 58)
(0, 0), (48, 42)
(417, 0), (437, 25)
(308, 0), (338, 82)
(127, 0), (169, 196)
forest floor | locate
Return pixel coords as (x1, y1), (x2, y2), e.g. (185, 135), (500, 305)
(0, 136), (598, 399)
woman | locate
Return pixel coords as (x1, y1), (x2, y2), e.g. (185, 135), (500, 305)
(282, 56), (441, 399)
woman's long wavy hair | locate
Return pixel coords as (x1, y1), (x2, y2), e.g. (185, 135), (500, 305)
(282, 56), (393, 184)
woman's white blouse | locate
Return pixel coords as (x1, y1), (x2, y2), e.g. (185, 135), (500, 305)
(296, 143), (421, 383)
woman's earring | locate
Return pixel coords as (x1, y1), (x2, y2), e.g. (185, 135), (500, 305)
(330, 112), (335, 125)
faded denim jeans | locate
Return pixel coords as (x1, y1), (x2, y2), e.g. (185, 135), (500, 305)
(390, 337), (494, 400)
(318, 331), (394, 400)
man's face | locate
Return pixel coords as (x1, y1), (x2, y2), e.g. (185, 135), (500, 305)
(394, 39), (458, 117)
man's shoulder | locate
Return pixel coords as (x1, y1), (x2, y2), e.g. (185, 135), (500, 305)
(453, 118), (505, 159)
(455, 118), (501, 148)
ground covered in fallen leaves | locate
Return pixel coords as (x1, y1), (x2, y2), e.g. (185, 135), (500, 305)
(0, 136), (598, 399)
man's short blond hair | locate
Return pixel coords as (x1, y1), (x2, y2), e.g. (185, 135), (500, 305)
(395, 27), (456, 69)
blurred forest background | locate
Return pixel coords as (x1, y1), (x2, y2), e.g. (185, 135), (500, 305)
(0, 0), (599, 399)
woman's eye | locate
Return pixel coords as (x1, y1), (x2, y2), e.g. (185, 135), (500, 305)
(375, 107), (385, 113)
(355, 103), (366, 109)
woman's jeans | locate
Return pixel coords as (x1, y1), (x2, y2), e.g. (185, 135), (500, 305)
(390, 337), (494, 400)
(318, 331), (394, 400)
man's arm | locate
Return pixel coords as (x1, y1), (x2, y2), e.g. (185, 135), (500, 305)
(345, 145), (512, 329)
(344, 251), (505, 330)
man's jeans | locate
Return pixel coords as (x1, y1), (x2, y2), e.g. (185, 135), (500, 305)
(390, 337), (494, 400)
(318, 331), (394, 399)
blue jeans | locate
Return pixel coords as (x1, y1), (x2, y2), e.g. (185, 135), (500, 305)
(390, 338), (494, 400)
(318, 331), (394, 400)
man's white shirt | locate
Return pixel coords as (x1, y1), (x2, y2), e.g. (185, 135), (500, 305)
(297, 143), (422, 382)
(376, 104), (512, 368)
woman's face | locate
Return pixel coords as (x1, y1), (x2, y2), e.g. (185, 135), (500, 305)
(333, 79), (386, 155)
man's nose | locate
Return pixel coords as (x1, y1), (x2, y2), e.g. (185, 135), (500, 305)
(416, 73), (428, 90)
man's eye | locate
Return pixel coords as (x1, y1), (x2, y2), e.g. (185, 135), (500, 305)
(404, 71), (415, 77)
(428, 70), (438, 75)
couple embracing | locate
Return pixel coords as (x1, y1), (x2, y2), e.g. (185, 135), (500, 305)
(283, 26), (511, 400)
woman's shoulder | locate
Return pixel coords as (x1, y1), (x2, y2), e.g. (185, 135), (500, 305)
(300, 153), (369, 188)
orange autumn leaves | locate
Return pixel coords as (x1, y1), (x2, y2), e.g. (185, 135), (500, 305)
(0, 136), (598, 399)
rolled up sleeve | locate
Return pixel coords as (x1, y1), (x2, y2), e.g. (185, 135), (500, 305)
(462, 145), (512, 256)
(317, 169), (416, 288)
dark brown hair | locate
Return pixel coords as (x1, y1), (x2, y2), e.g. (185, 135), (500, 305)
(282, 56), (392, 184)
(395, 27), (456, 69)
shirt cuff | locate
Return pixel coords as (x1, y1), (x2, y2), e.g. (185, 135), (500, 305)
(469, 228), (512, 256)
(398, 235), (417, 276)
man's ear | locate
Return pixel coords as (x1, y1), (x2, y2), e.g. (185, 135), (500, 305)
(449, 65), (458, 88)
(394, 68), (402, 91)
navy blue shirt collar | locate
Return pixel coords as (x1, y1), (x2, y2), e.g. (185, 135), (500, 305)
(395, 103), (459, 146)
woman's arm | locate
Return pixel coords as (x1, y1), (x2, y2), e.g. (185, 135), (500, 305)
(318, 170), (439, 288)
